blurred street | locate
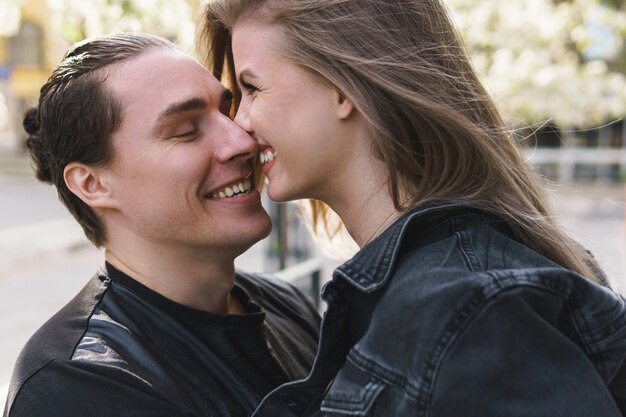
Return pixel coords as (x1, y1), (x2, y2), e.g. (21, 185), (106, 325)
(0, 155), (624, 410)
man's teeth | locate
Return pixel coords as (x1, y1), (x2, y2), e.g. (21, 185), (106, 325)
(212, 179), (252, 199)
(260, 150), (277, 164)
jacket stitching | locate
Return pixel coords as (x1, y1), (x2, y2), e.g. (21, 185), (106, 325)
(70, 271), (111, 360)
(345, 349), (424, 406)
(452, 217), (483, 272)
(425, 270), (600, 416)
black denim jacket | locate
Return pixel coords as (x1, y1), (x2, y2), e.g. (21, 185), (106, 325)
(252, 204), (626, 416)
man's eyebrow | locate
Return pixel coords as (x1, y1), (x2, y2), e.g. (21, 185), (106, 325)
(152, 91), (232, 136)
(157, 97), (209, 121)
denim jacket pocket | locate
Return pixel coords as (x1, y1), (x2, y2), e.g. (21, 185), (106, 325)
(320, 360), (385, 416)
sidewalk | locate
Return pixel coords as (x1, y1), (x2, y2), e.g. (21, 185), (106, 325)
(0, 153), (91, 277)
(548, 182), (625, 291)
(0, 152), (32, 176)
(0, 218), (88, 276)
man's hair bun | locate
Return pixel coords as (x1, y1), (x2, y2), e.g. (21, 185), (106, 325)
(23, 107), (54, 183)
(23, 107), (40, 135)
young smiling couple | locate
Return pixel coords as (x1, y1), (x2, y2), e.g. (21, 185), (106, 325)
(6, 0), (626, 416)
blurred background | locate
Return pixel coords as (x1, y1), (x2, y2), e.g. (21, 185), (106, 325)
(1, 0), (626, 409)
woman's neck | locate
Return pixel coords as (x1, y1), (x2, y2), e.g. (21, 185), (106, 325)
(324, 156), (403, 248)
(341, 190), (402, 248)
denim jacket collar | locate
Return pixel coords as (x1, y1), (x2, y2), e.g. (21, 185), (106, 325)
(333, 203), (469, 293)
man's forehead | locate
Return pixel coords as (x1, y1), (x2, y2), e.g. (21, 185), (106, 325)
(108, 49), (208, 88)
(105, 48), (225, 118)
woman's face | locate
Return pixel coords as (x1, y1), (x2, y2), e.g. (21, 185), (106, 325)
(232, 19), (359, 204)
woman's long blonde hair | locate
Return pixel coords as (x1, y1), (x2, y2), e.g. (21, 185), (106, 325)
(200, 0), (602, 283)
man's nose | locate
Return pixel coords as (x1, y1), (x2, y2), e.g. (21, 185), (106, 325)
(215, 117), (258, 163)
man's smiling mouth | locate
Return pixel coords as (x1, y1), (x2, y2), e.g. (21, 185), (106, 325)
(209, 178), (252, 199)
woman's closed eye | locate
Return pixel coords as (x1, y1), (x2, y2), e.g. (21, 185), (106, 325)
(240, 80), (258, 96)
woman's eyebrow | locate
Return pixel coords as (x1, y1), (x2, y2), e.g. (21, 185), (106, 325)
(237, 69), (259, 86)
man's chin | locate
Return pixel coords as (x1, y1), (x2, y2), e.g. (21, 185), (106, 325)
(234, 218), (272, 254)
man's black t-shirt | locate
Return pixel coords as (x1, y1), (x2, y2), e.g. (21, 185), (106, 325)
(4, 264), (321, 417)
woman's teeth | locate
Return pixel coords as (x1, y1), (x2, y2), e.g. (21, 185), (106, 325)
(260, 150), (277, 164)
(212, 179), (252, 199)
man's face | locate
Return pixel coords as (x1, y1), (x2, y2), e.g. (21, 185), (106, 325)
(102, 47), (271, 258)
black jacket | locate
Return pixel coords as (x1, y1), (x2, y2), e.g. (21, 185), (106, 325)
(4, 265), (320, 417)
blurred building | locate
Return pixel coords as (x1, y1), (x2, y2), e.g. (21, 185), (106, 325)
(0, 0), (67, 153)
(520, 120), (626, 183)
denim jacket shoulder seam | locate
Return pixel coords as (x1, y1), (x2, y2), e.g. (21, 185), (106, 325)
(487, 268), (607, 356)
(342, 272), (499, 409)
(426, 271), (593, 413)
(451, 216), (482, 272)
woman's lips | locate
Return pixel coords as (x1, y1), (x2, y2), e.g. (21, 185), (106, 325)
(259, 147), (277, 176)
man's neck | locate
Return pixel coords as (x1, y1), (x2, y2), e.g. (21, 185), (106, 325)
(104, 245), (242, 315)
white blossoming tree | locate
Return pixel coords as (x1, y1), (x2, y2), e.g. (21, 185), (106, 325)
(0, 0), (24, 37)
(47, 0), (201, 53)
(45, 0), (626, 129)
(446, 0), (626, 128)
(2, 0), (625, 134)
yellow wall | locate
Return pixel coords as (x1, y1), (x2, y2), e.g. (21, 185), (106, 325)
(10, 0), (54, 101)
(21, 0), (48, 23)
(0, 0), (55, 149)
(11, 68), (49, 98)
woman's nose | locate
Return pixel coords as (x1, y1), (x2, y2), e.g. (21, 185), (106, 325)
(233, 96), (252, 133)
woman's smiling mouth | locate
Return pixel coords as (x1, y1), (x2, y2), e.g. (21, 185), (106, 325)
(260, 149), (277, 165)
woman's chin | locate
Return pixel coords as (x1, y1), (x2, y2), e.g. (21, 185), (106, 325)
(266, 182), (300, 203)
(267, 188), (290, 203)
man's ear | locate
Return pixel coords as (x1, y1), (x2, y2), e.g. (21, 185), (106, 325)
(64, 162), (118, 209)
(335, 90), (355, 120)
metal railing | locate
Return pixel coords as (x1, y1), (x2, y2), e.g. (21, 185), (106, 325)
(524, 148), (626, 182)
(275, 257), (324, 309)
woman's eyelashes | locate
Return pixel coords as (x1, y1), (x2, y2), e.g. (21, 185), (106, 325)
(240, 80), (258, 96)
